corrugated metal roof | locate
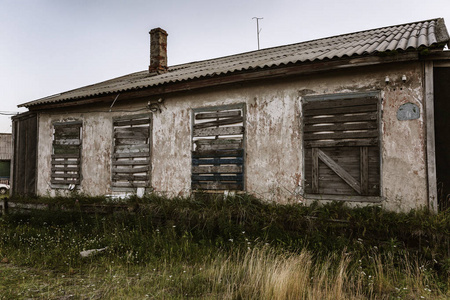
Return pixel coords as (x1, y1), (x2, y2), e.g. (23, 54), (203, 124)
(20, 18), (449, 108)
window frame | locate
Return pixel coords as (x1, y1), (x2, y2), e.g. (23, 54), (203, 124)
(111, 113), (152, 192)
(51, 120), (83, 189)
(191, 103), (246, 192)
(302, 91), (383, 202)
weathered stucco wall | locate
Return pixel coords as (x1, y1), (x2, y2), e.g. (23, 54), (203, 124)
(35, 61), (428, 211)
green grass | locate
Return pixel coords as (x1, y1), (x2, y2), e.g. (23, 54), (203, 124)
(1, 194), (449, 299)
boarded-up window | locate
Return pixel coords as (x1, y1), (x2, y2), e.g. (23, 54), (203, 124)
(51, 121), (82, 186)
(192, 104), (245, 191)
(303, 93), (380, 197)
(112, 114), (151, 191)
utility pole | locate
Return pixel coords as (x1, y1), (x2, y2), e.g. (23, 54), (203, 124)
(252, 17), (263, 50)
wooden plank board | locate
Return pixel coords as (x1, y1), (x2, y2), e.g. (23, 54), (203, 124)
(194, 116), (243, 129)
(112, 166), (149, 173)
(303, 104), (377, 117)
(303, 96), (377, 110)
(304, 138), (378, 148)
(304, 122), (378, 133)
(114, 127), (149, 134)
(51, 154), (80, 159)
(192, 165), (242, 174)
(51, 179), (80, 185)
(115, 144), (149, 152)
(195, 111), (241, 120)
(312, 148), (319, 193)
(51, 173), (80, 179)
(193, 126), (244, 137)
(112, 159), (150, 166)
(317, 149), (361, 194)
(114, 131), (149, 139)
(192, 149), (244, 158)
(112, 175), (149, 181)
(304, 112), (377, 124)
(360, 147), (369, 195)
(53, 139), (81, 146)
(192, 158), (244, 165)
(111, 181), (149, 187)
(304, 130), (379, 141)
(195, 139), (242, 151)
(113, 118), (151, 127)
(114, 138), (148, 145)
(192, 182), (243, 190)
(192, 174), (243, 181)
(113, 151), (150, 159)
(51, 166), (80, 172)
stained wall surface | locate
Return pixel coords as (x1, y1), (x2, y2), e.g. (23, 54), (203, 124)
(35, 61), (428, 211)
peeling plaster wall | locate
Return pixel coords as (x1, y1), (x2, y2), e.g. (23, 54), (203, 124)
(35, 61), (428, 211)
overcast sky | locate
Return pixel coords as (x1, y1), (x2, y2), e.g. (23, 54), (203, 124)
(1, 0), (449, 132)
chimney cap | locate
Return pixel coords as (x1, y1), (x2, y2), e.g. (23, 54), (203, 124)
(149, 27), (168, 35)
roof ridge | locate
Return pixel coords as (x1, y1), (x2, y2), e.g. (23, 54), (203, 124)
(167, 18), (445, 70)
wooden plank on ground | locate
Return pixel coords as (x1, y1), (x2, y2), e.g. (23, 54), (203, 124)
(317, 149), (361, 194)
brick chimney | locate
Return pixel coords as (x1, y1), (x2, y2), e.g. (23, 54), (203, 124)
(149, 28), (168, 73)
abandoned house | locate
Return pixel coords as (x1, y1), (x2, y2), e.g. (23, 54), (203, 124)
(12, 18), (450, 212)
(0, 133), (12, 185)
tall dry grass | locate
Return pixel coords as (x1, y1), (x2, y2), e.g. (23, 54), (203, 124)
(209, 247), (366, 300)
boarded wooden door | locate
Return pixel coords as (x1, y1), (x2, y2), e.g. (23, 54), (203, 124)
(11, 112), (38, 196)
(303, 93), (380, 197)
(192, 105), (245, 191)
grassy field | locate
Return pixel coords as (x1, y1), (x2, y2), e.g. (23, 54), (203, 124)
(0, 194), (449, 299)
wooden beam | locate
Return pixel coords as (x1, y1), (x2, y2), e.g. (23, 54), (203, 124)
(360, 147), (369, 195)
(317, 149), (361, 194)
(312, 148), (319, 193)
(424, 61), (438, 213)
